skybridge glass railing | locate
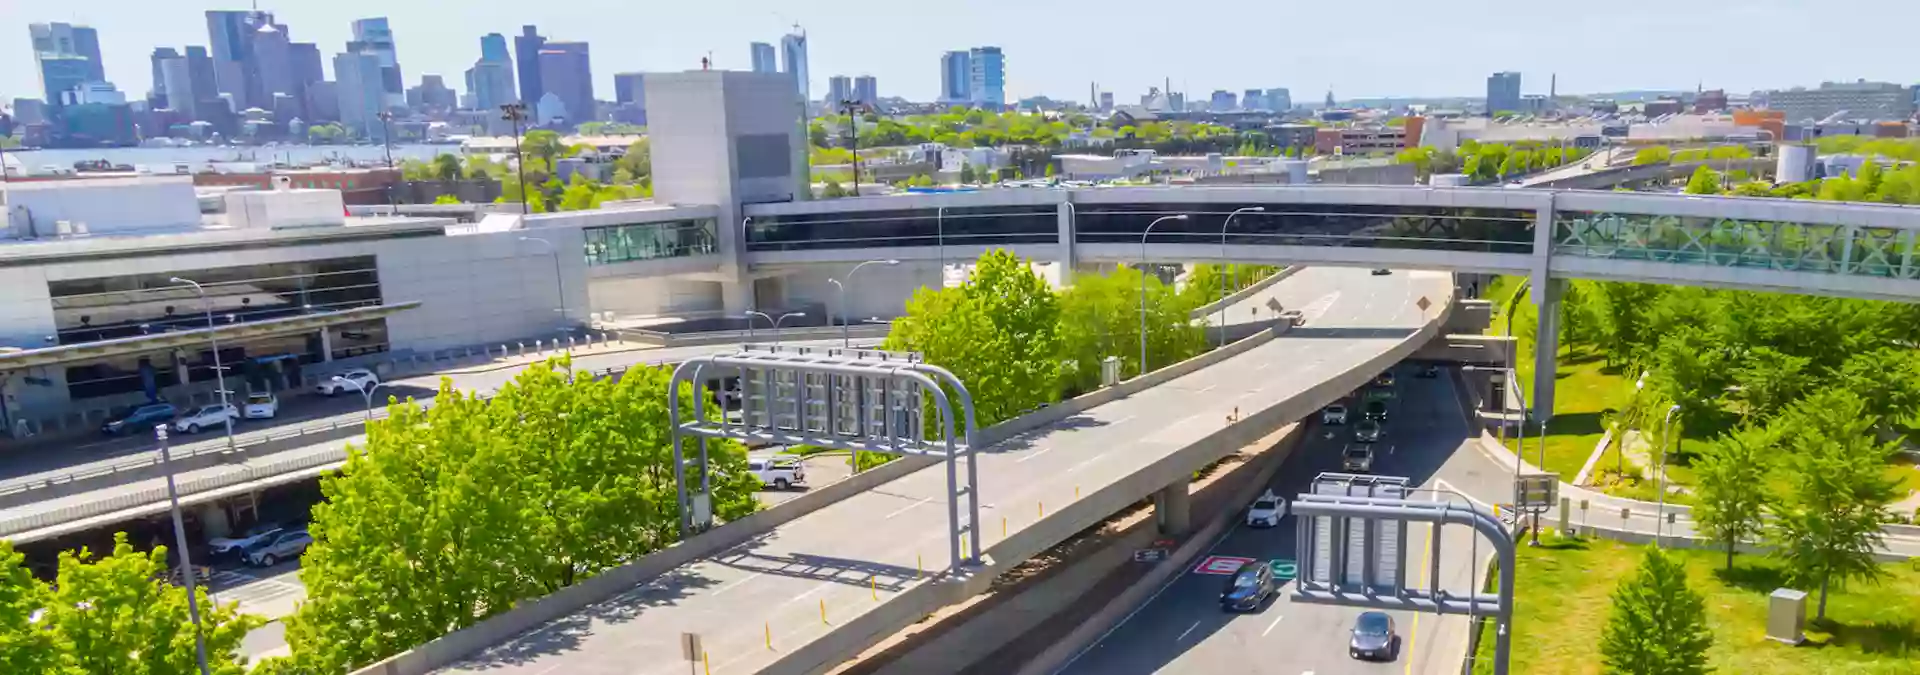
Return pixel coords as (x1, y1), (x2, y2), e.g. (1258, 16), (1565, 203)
(1554, 211), (1920, 280)
(1072, 203), (1538, 254)
(745, 205), (1060, 251)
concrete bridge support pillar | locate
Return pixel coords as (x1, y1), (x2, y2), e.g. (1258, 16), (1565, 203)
(1056, 201), (1078, 286)
(197, 502), (232, 539)
(1154, 478), (1192, 536)
(1531, 278), (1565, 422)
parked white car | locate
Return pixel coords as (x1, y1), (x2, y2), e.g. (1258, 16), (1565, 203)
(748, 457), (807, 491)
(316, 369), (378, 396)
(172, 404), (238, 434)
(1245, 489), (1287, 528)
(208, 523), (284, 558)
(244, 528), (313, 567)
(243, 393), (279, 419)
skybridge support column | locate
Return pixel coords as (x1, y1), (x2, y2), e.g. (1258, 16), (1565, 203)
(1528, 192), (1560, 422)
(1155, 477), (1192, 536)
(1057, 201), (1078, 285)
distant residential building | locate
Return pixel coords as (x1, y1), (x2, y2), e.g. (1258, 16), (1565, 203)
(1765, 80), (1919, 123)
(1315, 126), (1409, 155)
(854, 76), (878, 107)
(350, 18), (405, 108)
(538, 42), (595, 128)
(781, 28), (810, 102)
(333, 51), (387, 139)
(1266, 88), (1292, 112)
(968, 46), (1005, 109)
(1486, 71), (1522, 115)
(1210, 90), (1237, 111)
(514, 25), (547, 105)
(750, 42), (778, 74)
(1643, 98), (1685, 118)
(940, 51), (971, 104)
(827, 75), (853, 105)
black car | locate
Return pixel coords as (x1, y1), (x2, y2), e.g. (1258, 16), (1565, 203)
(1375, 371), (1397, 388)
(1219, 561), (1278, 612)
(1353, 419), (1384, 443)
(1371, 268), (1392, 276)
(1416, 363), (1441, 378)
(1350, 611), (1400, 661)
(1364, 399), (1389, 421)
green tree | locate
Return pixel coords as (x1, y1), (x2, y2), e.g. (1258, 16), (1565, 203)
(0, 541), (56, 673)
(1692, 425), (1774, 570)
(1683, 165), (1722, 195)
(432, 194), (462, 205)
(522, 129), (564, 171)
(1767, 390), (1902, 620)
(268, 360), (757, 672)
(959, 164), (977, 184)
(884, 250), (1062, 425)
(1599, 546), (1713, 675)
(1728, 346), (1810, 419)
(821, 179), (848, 198)
(614, 139), (651, 184)
(41, 533), (262, 674)
(1632, 146), (1673, 166)
(432, 153), (463, 181)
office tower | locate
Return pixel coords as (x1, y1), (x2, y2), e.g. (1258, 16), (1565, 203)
(407, 74), (456, 112)
(289, 42), (322, 115)
(305, 81), (338, 122)
(827, 75), (853, 105)
(30, 23), (106, 82)
(36, 56), (93, 109)
(150, 47), (181, 107)
(968, 46), (1004, 109)
(351, 18), (404, 108)
(1266, 88), (1292, 112)
(750, 42), (778, 73)
(157, 52), (197, 119)
(538, 42), (594, 127)
(1486, 71), (1522, 115)
(467, 34), (517, 112)
(185, 46), (219, 108)
(334, 51), (387, 138)
(781, 28), (809, 102)
(1210, 90), (1237, 111)
(206, 10), (286, 111)
(514, 25), (546, 105)
(940, 51), (970, 104)
(854, 76), (878, 107)
(614, 73), (647, 106)
(1100, 91), (1114, 112)
(252, 23), (292, 111)
(1243, 89), (1265, 110)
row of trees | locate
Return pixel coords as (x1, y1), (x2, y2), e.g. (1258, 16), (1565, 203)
(1395, 141), (1594, 184)
(1631, 144), (1753, 167)
(883, 252), (1275, 429)
(253, 359), (762, 673)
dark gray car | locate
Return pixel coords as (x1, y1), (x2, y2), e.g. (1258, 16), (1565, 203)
(1349, 611), (1399, 661)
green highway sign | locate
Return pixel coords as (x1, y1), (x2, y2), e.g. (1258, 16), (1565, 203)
(1269, 559), (1298, 581)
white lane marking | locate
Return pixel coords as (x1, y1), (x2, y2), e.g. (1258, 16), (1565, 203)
(1176, 620), (1202, 641)
(1058, 520), (1239, 668)
(709, 572), (763, 596)
(1019, 415), (1133, 464)
(1195, 384), (1217, 394)
(883, 497), (935, 519)
(778, 581), (835, 607)
(1254, 362), (1271, 371)
(1261, 613), (1287, 637)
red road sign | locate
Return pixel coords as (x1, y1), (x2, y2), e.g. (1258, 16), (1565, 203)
(1192, 555), (1257, 576)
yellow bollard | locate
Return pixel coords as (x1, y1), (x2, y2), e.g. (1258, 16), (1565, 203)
(766, 622), (772, 650)
(704, 651), (711, 675)
(871, 575), (878, 601)
(1075, 485), (1080, 500)
(1002, 516), (1008, 539)
(917, 553), (923, 578)
(961, 533), (968, 554)
(820, 598), (828, 624)
(1039, 501), (1044, 518)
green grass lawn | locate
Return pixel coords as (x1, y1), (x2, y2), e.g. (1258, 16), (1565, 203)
(1472, 536), (1920, 674)
(1483, 276), (1635, 486)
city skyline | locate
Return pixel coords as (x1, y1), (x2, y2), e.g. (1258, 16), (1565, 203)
(6, 1), (1919, 108)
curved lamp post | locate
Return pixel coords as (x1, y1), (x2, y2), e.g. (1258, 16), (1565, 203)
(1218, 207), (1266, 345)
(333, 375), (390, 423)
(519, 236), (567, 329)
(828, 259), (899, 347)
(170, 277), (235, 451)
(1655, 403), (1682, 547)
(1139, 214), (1190, 375)
(744, 311), (806, 346)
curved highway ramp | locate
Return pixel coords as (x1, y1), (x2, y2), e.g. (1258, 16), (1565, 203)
(370, 268), (1454, 675)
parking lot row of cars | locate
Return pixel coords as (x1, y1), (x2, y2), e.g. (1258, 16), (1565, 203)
(99, 368), (381, 436)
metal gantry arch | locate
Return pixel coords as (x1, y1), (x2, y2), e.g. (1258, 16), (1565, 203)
(667, 345), (983, 570)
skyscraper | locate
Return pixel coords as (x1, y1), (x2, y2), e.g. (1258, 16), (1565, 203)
(333, 51), (386, 138)
(940, 51), (970, 104)
(251, 23), (292, 112)
(614, 73), (647, 106)
(289, 42), (323, 117)
(30, 23), (107, 107)
(158, 51), (195, 117)
(968, 47), (1004, 109)
(351, 18), (404, 108)
(826, 75), (853, 105)
(781, 28), (809, 102)
(150, 47), (181, 107)
(854, 76), (878, 107)
(750, 42), (778, 74)
(1243, 89), (1265, 110)
(1210, 90), (1237, 111)
(467, 34), (517, 112)
(514, 26), (546, 105)
(1486, 71), (1522, 115)
(205, 10), (283, 111)
(537, 42), (594, 127)
(1266, 88), (1292, 112)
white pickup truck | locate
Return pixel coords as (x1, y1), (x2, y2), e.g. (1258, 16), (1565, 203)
(749, 457), (807, 490)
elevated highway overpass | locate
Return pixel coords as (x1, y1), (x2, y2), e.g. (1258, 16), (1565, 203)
(376, 267), (1454, 675)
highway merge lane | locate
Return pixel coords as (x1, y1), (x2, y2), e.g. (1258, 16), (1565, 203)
(432, 268), (1454, 675)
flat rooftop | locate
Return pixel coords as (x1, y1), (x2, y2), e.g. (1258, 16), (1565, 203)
(0, 215), (453, 267)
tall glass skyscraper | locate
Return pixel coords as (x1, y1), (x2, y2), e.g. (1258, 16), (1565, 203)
(514, 25), (547, 106)
(1486, 71), (1522, 116)
(750, 42), (778, 74)
(781, 29), (809, 102)
(940, 51), (970, 104)
(968, 46), (1004, 109)
(350, 18), (404, 108)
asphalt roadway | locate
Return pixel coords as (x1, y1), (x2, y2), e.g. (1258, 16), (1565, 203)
(1059, 361), (1514, 675)
(433, 268), (1454, 675)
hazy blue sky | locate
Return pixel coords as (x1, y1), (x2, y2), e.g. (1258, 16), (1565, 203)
(5, 0), (1917, 106)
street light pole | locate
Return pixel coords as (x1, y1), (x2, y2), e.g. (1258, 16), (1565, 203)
(500, 103), (530, 215)
(519, 236), (567, 329)
(157, 425), (211, 675)
(743, 311), (807, 346)
(936, 206), (946, 284)
(378, 111), (396, 210)
(171, 278), (235, 451)
(335, 376), (387, 423)
(1218, 207), (1266, 346)
(1655, 403), (1682, 547)
(1139, 214), (1190, 375)
(840, 99), (864, 197)
(832, 259), (900, 347)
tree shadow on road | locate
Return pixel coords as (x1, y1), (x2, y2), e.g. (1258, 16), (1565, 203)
(457, 566), (725, 669)
(981, 413), (1113, 455)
